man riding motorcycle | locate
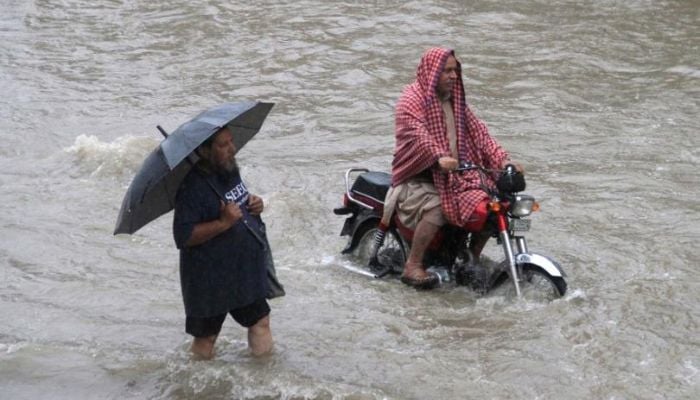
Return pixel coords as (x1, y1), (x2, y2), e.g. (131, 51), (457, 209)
(378, 47), (523, 289)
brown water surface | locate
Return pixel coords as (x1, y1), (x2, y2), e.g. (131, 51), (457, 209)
(0, 1), (698, 399)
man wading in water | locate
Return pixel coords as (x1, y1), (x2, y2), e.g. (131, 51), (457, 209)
(173, 126), (273, 359)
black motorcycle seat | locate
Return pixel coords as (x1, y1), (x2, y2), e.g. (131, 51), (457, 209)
(351, 171), (391, 202)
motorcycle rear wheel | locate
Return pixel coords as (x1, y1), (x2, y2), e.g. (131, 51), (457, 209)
(500, 263), (567, 301)
(353, 225), (407, 275)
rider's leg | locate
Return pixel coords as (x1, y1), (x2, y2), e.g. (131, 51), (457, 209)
(403, 216), (440, 278)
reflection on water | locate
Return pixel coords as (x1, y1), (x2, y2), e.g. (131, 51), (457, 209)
(0, 0), (698, 399)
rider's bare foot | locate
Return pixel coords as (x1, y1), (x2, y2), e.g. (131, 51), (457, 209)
(401, 262), (439, 289)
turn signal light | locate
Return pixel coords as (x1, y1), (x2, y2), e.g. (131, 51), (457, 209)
(489, 201), (501, 212)
(532, 202), (540, 212)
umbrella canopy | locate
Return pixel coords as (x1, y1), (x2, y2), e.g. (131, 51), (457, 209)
(114, 101), (274, 235)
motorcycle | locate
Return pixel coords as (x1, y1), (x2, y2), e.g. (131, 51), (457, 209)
(333, 163), (567, 300)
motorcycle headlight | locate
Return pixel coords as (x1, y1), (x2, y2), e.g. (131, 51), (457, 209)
(510, 195), (538, 217)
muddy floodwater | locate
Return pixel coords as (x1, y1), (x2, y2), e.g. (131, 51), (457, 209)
(1, 1), (698, 399)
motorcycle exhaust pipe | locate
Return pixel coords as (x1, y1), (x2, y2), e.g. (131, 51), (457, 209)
(340, 263), (379, 278)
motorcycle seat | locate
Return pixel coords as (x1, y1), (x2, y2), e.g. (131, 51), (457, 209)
(351, 171), (391, 203)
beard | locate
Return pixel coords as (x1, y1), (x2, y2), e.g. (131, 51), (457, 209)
(437, 83), (453, 101)
(198, 154), (239, 176)
(217, 156), (239, 175)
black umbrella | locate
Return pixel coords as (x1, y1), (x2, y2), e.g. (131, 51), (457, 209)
(114, 101), (284, 299)
(114, 101), (274, 235)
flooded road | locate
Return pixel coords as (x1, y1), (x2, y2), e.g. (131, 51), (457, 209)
(1, 1), (698, 399)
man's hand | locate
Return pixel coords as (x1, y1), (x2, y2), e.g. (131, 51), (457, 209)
(248, 194), (264, 216)
(185, 201), (242, 247)
(438, 156), (459, 172)
(219, 200), (243, 228)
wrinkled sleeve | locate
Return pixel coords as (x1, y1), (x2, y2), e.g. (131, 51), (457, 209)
(465, 105), (508, 170)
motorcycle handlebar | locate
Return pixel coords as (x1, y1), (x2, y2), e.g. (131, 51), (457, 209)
(453, 162), (517, 174)
(454, 162), (482, 172)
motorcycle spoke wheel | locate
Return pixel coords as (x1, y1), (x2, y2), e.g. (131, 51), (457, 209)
(503, 264), (567, 301)
(354, 227), (406, 274)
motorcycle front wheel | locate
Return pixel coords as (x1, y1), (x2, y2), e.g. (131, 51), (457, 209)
(499, 263), (567, 301)
(353, 225), (407, 275)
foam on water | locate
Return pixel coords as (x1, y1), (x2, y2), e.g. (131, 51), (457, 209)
(64, 134), (158, 178)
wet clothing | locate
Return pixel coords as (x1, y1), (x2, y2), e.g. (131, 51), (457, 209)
(185, 298), (271, 337)
(382, 177), (445, 230)
(381, 96), (457, 230)
(391, 47), (509, 228)
(173, 167), (269, 318)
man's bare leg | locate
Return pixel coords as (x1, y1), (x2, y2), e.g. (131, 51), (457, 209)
(403, 217), (440, 278)
(248, 315), (273, 356)
(191, 335), (217, 360)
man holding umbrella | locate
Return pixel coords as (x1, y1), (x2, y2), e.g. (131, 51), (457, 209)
(115, 101), (282, 359)
(173, 125), (273, 359)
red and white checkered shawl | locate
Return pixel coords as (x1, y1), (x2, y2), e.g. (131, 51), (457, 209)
(391, 47), (509, 227)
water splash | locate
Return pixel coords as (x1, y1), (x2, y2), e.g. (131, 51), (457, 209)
(64, 134), (158, 178)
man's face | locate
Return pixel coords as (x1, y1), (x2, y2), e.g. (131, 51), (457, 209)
(437, 55), (459, 97)
(207, 127), (238, 173)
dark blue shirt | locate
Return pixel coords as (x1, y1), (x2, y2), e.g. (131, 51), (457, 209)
(173, 167), (269, 317)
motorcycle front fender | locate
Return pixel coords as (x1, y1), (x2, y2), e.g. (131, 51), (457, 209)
(515, 253), (566, 278)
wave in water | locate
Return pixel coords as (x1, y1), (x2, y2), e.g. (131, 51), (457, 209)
(64, 134), (159, 178)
